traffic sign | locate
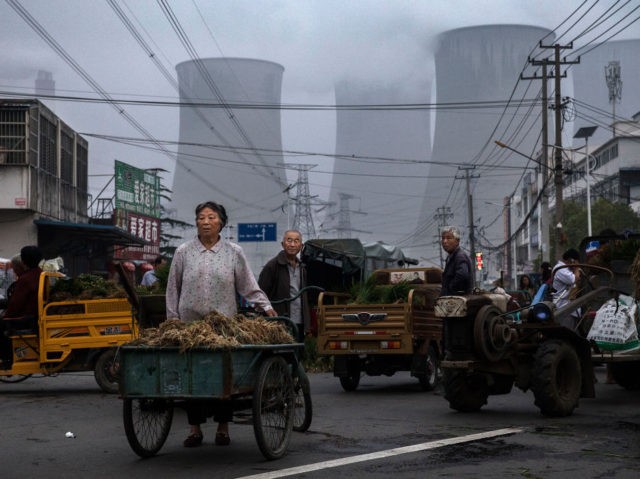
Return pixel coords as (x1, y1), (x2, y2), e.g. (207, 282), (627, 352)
(237, 222), (277, 242)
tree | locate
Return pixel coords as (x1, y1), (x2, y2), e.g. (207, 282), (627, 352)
(559, 198), (640, 250)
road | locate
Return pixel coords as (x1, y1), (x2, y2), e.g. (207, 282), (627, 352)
(1, 366), (639, 478)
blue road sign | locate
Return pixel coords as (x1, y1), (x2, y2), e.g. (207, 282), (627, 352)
(237, 222), (277, 242)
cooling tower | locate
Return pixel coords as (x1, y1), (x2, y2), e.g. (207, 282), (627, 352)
(571, 39), (640, 146)
(418, 25), (553, 262)
(171, 58), (289, 272)
(327, 79), (432, 259)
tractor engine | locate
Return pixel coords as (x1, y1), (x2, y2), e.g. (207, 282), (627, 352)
(435, 293), (518, 362)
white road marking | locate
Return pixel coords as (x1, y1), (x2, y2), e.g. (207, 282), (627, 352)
(237, 427), (523, 479)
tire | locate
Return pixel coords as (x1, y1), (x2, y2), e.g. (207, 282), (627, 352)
(292, 364), (313, 432)
(339, 373), (361, 392)
(531, 340), (581, 417)
(418, 345), (440, 391)
(443, 369), (488, 412)
(94, 349), (120, 394)
(123, 398), (173, 458)
(608, 362), (640, 390)
(339, 358), (361, 392)
(253, 356), (294, 460)
(0, 374), (31, 383)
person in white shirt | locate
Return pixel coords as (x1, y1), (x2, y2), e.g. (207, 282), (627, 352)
(140, 255), (166, 287)
(552, 248), (582, 329)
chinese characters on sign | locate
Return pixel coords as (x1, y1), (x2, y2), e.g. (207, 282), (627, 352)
(113, 160), (161, 262)
(114, 160), (160, 217)
(113, 210), (161, 261)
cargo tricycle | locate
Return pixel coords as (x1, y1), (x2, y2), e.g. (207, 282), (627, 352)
(119, 342), (303, 460)
(1, 271), (136, 393)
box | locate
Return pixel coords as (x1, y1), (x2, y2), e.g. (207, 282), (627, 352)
(120, 346), (260, 398)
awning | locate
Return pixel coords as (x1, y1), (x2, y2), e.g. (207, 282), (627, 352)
(302, 239), (415, 275)
(34, 218), (147, 247)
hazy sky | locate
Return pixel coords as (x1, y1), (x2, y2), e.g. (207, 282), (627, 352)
(2, 0), (639, 254)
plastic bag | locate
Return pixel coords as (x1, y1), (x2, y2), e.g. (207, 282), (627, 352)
(587, 294), (639, 352)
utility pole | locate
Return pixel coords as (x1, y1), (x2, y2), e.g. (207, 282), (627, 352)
(526, 42), (578, 261)
(434, 206), (454, 269)
(458, 166), (477, 286)
(502, 195), (513, 285)
(605, 61), (622, 138)
(540, 61), (550, 263)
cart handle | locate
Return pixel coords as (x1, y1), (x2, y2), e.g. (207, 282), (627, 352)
(269, 285), (325, 305)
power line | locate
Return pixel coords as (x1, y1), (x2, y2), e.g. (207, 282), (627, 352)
(0, 88), (545, 111)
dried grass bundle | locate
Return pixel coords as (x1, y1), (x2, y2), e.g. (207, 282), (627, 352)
(128, 311), (294, 352)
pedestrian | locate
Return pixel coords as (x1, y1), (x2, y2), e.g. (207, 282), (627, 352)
(440, 226), (473, 296)
(540, 261), (552, 285)
(258, 229), (310, 342)
(519, 274), (536, 297)
(166, 201), (277, 448)
(140, 255), (166, 287)
(551, 248), (582, 329)
(0, 246), (43, 369)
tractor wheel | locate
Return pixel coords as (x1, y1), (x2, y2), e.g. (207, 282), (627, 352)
(608, 362), (640, 390)
(443, 369), (488, 412)
(531, 339), (581, 417)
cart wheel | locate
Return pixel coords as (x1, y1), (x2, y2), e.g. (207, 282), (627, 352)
(0, 374), (31, 383)
(94, 349), (120, 394)
(293, 364), (313, 432)
(123, 398), (173, 458)
(252, 356), (294, 460)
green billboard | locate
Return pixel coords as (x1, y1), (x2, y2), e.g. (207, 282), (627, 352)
(114, 160), (160, 218)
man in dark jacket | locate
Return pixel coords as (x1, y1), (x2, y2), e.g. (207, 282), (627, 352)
(1, 245), (43, 368)
(440, 226), (473, 296)
(258, 230), (310, 341)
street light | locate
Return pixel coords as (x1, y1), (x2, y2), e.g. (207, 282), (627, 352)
(574, 126), (598, 236)
(494, 140), (550, 171)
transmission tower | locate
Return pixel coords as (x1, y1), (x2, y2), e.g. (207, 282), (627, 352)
(286, 163), (317, 238)
(331, 193), (369, 239)
(605, 60), (622, 138)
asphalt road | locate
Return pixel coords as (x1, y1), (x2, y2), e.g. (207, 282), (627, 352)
(1, 366), (639, 478)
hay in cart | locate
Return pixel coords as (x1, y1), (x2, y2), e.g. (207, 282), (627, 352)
(128, 310), (294, 352)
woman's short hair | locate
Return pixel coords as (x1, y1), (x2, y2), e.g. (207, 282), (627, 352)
(441, 226), (461, 240)
(20, 245), (43, 269)
(195, 201), (228, 228)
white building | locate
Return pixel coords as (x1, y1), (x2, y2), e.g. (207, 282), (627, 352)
(510, 114), (640, 280)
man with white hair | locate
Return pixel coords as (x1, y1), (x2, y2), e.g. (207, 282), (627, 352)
(440, 226), (473, 296)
